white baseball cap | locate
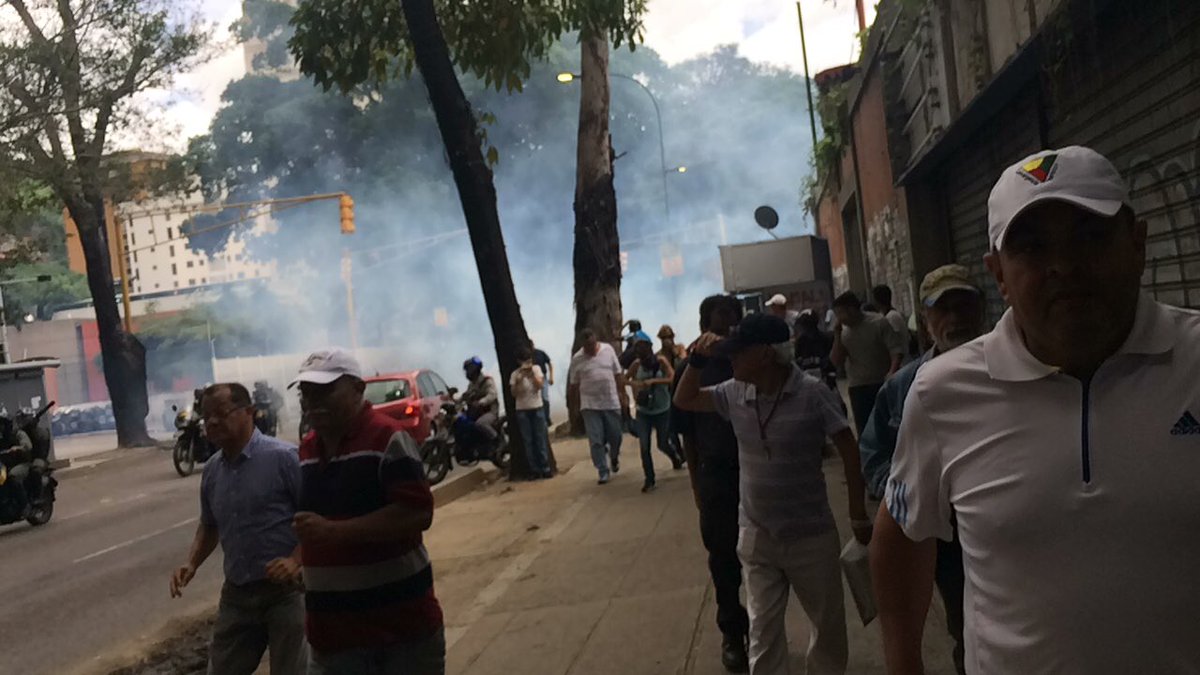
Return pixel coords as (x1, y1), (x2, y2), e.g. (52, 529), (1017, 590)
(290, 348), (363, 387)
(765, 293), (788, 307)
(988, 146), (1130, 252)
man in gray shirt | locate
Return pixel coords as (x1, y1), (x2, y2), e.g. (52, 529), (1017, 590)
(830, 291), (907, 437)
(170, 383), (307, 675)
(676, 313), (871, 675)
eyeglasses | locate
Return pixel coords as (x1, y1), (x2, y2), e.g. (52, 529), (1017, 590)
(202, 405), (251, 424)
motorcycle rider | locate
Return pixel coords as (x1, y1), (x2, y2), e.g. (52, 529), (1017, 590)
(462, 357), (499, 447)
(252, 381), (284, 434)
(0, 414), (34, 516)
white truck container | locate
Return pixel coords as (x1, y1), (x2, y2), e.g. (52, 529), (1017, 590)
(719, 235), (834, 314)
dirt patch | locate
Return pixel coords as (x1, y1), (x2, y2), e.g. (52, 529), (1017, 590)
(102, 615), (213, 675)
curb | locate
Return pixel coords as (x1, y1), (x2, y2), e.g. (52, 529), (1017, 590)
(432, 466), (496, 508)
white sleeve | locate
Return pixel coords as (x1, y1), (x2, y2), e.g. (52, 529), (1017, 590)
(705, 379), (735, 420)
(885, 385), (954, 542)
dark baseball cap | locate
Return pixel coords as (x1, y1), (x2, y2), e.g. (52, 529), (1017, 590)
(716, 313), (791, 356)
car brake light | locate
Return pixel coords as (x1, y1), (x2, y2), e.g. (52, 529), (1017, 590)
(405, 405), (416, 416)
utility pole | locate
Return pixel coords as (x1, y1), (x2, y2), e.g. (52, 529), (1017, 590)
(116, 215), (135, 333)
(797, 2), (819, 150)
(341, 250), (359, 350)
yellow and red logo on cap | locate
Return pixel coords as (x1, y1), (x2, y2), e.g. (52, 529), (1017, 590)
(1018, 154), (1058, 185)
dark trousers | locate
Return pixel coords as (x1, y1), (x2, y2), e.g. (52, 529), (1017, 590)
(935, 536), (967, 675)
(848, 383), (884, 437)
(515, 409), (551, 475)
(209, 581), (308, 675)
(636, 410), (679, 485)
(697, 461), (750, 639)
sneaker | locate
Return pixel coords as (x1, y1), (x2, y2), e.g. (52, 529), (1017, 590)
(721, 635), (749, 673)
(540, 471), (553, 480)
(598, 473), (610, 485)
(611, 455), (620, 474)
(641, 481), (656, 493)
(671, 455), (684, 470)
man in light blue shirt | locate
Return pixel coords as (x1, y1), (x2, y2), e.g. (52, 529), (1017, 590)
(170, 382), (307, 675)
(859, 264), (984, 675)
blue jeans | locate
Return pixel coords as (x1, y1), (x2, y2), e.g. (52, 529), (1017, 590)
(581, 409), (622, 478)
(309, 629), (445, 675)
(637, 410), (677, 484)
(516, 409), (551, 475)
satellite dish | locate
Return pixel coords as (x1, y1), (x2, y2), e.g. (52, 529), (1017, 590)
(754, 206), (780, 231)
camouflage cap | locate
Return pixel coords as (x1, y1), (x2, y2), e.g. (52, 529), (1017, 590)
(919, 264), (981, 308)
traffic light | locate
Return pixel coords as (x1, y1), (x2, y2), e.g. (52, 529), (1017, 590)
(339, 194), (355, 234)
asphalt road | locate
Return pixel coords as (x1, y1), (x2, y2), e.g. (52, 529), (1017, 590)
(0, 446), (228, 675)
(1, 432), (472, 675)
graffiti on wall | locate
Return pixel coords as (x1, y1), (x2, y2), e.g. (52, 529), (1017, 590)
(1126, 121), (1200, 308)
(865, 205), (917, 317)
(832, 266), (850, 297)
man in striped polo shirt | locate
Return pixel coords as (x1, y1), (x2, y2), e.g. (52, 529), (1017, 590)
(676, 313), (871, 675)
(290, 349), (444, 675)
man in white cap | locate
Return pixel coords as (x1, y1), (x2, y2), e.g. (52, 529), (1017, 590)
(858, 264), (985, 675)
(764, 294), (800, 336)
(871, 146), (1200, 674)
(289, 349), (445, 674)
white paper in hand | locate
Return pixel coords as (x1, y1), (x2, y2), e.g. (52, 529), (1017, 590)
(841, 539), (877, 626)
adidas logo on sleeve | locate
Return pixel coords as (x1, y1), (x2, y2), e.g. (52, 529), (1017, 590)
(1170, 411), (1200, 436)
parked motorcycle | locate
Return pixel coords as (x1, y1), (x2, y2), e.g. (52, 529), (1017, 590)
(419, 393), (510, 485)
(0, 402), (57, 527)
(171, 399), (216, 477)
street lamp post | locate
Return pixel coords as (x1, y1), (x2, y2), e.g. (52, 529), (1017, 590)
(558, 71), (683, 218)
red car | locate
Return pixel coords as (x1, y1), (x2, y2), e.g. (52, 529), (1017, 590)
(363, 369), (455, 444)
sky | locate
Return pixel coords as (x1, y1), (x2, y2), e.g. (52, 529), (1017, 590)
(165, 0), (877, 149)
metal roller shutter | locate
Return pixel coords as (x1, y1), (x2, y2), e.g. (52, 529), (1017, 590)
(1045, 0), (1200, 309)
(938, 84), (1044, 326)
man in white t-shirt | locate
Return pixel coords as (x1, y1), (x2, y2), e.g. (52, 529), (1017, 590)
(871, 146), (1200, 675)
(569, 329), (630, 484)
(871, 284), (911, 355)
(764, 294), (800, 336)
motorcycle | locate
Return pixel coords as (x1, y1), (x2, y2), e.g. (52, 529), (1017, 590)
(419, 393), (510, 485)
(0, 402), (58, 527)
(171, 403), (217, 477)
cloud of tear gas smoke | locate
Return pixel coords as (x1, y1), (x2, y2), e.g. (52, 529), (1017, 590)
(176, 39), (817, 407)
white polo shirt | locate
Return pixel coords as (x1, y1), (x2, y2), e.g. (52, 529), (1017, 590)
(886, 295), (1200, 675)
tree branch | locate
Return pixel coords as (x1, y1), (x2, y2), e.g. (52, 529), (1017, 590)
(5, 0), (52, 48)
(52, 0), (92, 176)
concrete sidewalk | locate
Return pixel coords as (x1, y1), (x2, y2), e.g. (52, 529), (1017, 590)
(428, 437), (957, 675)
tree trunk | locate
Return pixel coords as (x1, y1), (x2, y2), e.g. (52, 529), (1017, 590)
(400, 0), (548, 479)
(65, 195), (154, 447)
(570, 34), (623, 435)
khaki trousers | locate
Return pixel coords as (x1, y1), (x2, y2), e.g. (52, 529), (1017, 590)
(738, 525), (848, 675)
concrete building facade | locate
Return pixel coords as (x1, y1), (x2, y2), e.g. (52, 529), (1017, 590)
(814, 0), (1200, 331)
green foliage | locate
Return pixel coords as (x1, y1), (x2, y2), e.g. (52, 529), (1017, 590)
(0, 179), (68, 266)
(0, 0), (214, 188)
(139, 304), (254, 349)
(288, 0), (649, 94)
(238, 0), (301, 73)
(813, 81), (850, 182)
(0, 262), (89, 322)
